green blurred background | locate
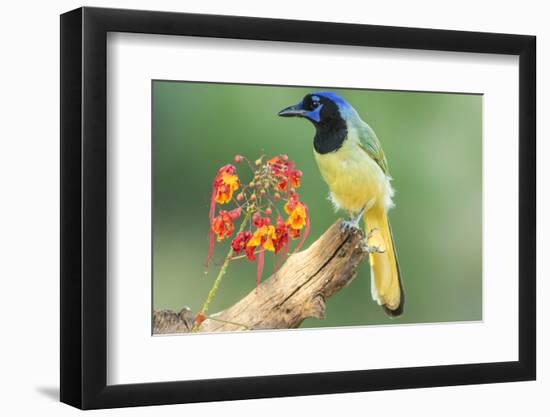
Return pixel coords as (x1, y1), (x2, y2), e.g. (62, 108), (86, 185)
(152, 80), (482, 328)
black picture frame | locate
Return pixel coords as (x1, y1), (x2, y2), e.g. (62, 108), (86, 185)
(60, 6), (536, 410)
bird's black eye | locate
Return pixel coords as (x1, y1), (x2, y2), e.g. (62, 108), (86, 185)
(310, 95), (321, 109)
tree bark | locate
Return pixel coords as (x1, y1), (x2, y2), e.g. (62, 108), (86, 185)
(153, 220), (369, 334)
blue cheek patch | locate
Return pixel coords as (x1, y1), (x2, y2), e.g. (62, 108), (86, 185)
(306, 104), (323, 123)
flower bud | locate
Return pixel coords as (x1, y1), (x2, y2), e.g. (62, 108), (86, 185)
(274, 192), (281, 200)
(195, 312), (206, 326)
(255, 158), (262, 166)
(260, 189), (266, 196)
(249, 181), (255, 188)
(234, 154), (243, 163)
(281, 154), (288, 161)
(236, 193), (244, 202)
(250, 194), (257, 202)
(229, 207), (242, 220)
(265, 208), (272, 216)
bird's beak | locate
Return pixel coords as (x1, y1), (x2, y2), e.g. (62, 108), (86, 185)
(278, 102), (306, 117)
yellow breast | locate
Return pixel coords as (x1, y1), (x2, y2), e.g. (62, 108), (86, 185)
(314, 139), (392, 213)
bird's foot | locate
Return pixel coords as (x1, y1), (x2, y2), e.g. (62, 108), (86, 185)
(341, 206), (367, 235)
(340, 219), (362, 234)
(359, 228), (385, 254)
(365, 227), (379, 240)
(359, 240), (385, 254)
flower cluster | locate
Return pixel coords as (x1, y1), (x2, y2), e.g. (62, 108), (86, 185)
(207, 154), (310, 287)
(267, 155), (302, 192)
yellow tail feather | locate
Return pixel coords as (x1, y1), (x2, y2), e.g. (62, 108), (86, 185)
(364, 205), (404, 317)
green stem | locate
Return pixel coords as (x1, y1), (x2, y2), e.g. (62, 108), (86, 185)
(193, 211), (251, 332)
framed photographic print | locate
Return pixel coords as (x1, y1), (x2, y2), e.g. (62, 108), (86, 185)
(60, 6), (536, 410)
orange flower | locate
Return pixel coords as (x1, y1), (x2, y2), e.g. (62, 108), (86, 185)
(276, 178), (289, 192)
(286, 202), (307, 231)
(211, 210), (234, 241)
(267, 156), (284, 169)
(208, 165), (238, 266)
(247, 224), (277, 252)
(284, 192), (305, 230)
(284, 193), (307, 232)
(245, 222), (279, 288)
(289, 169), (302, 188)
(215, 171), (239, 204)
(286, 200), (309, 254)
(284, 192), (299, 213)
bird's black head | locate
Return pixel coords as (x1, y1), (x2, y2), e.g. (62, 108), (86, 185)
(278, 92), (349, 154)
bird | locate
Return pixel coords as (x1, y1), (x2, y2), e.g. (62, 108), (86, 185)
(278, 92), (404, 317)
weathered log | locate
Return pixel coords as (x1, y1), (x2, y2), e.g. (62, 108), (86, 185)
(153, 220), (369, 334)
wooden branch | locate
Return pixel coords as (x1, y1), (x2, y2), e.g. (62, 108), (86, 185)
(153, 220), (368, 334)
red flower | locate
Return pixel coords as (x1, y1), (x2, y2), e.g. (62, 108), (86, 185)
(276, 178), (289, 192)
(274, 217), (290, 254)
(231, 231), (252, 253)
(232, 230), (260, 261)
(245, 245), (257, 261)
(211, 210), (234, 241)
(289, 169), (302, 188)
(252, 213), (270, 228)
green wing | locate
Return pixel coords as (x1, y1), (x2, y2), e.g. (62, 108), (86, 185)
(356, 121), (389, 174)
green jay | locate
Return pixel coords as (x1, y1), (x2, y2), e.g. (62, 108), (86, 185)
(279, 92), (404, 316)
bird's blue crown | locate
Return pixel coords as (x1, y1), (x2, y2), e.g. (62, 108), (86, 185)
(312, 91), (357, 119)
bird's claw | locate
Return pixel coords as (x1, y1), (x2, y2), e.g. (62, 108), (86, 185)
(359, 240), (385, 254)
(340, 219), (361, 234)
(365, 227), (379, 240)
(358, 228), (385, 254)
